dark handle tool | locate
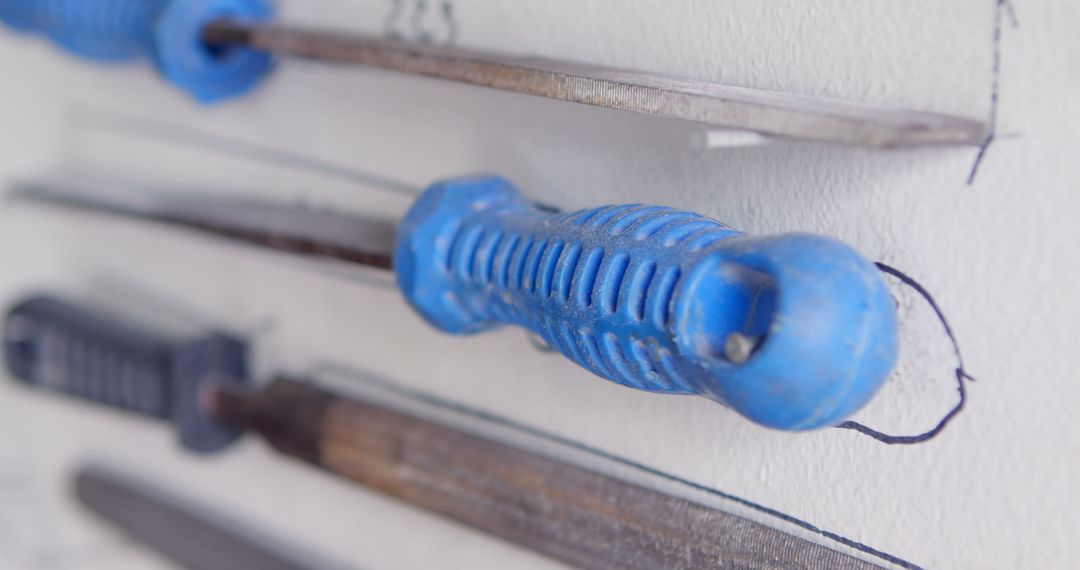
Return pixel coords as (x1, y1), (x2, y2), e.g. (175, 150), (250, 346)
(4, 295), (246, 452)
(4, 294), (887, 570)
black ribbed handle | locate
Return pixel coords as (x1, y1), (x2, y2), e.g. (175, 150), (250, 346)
(5, 296), (176, 418)
(3, 295), (247, 452)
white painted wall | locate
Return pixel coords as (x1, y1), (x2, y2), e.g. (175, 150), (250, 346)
(0, 1), (1075, 568)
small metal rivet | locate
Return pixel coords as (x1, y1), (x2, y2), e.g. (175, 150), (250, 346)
(723, 333), (759, 364)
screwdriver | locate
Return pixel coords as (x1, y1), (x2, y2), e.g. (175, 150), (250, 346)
(14, 175), (898, 430)
(0, 0), (987, 147)
(6, 295), (887, 570)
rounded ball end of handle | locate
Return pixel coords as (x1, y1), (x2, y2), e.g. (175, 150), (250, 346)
(674, 234), (899, 430)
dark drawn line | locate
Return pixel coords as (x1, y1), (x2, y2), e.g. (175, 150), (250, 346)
(836, 263), (975, 445)
(387, 0), (456, 44)
(384, 0), (405, 39)
(1002, 0), (1019, 27)
(69, 109), (422, 197)
(316, 361), (924, 570)
(442, 1), (459, 45)
(967, 0), (1018, 184)
(410, 0), (433, 43)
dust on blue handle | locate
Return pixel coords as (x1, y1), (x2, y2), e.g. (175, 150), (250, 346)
(0, 0), (273, 102)
(395, 176), (899, 430)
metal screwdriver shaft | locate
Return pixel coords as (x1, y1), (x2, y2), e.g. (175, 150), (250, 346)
(13, 180), (396, 270)
(1, 0), (986, 147)
(198, 19), (986, 148)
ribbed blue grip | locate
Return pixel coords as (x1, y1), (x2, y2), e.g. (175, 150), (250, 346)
(395, 176), (899, 430)
(0, 0), (273, 102)
(0, 0), (167, 61)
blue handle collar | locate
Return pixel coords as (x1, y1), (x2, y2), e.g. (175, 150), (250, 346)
(0, 0), (273, 103)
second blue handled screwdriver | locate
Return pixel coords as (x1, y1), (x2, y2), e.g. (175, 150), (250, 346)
(14, 175), (899, 431)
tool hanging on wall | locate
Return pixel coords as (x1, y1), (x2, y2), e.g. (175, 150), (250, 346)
(13, 176), (898, 431)
(6, 295), (886, 570)
(0, 0), (986, 147)
(75, 466), (332, 570)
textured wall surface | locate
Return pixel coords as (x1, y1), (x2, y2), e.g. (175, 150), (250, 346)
(0, 1), (1075, 568)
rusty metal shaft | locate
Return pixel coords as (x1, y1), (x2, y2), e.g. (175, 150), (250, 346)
(210, 379), (884, 570)
(201, 20), (987, 148)
(11, 179), (396, 270)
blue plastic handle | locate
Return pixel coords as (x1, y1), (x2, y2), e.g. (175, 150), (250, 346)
(0, 0), (273, 102)
(395, 176), (899, 430)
